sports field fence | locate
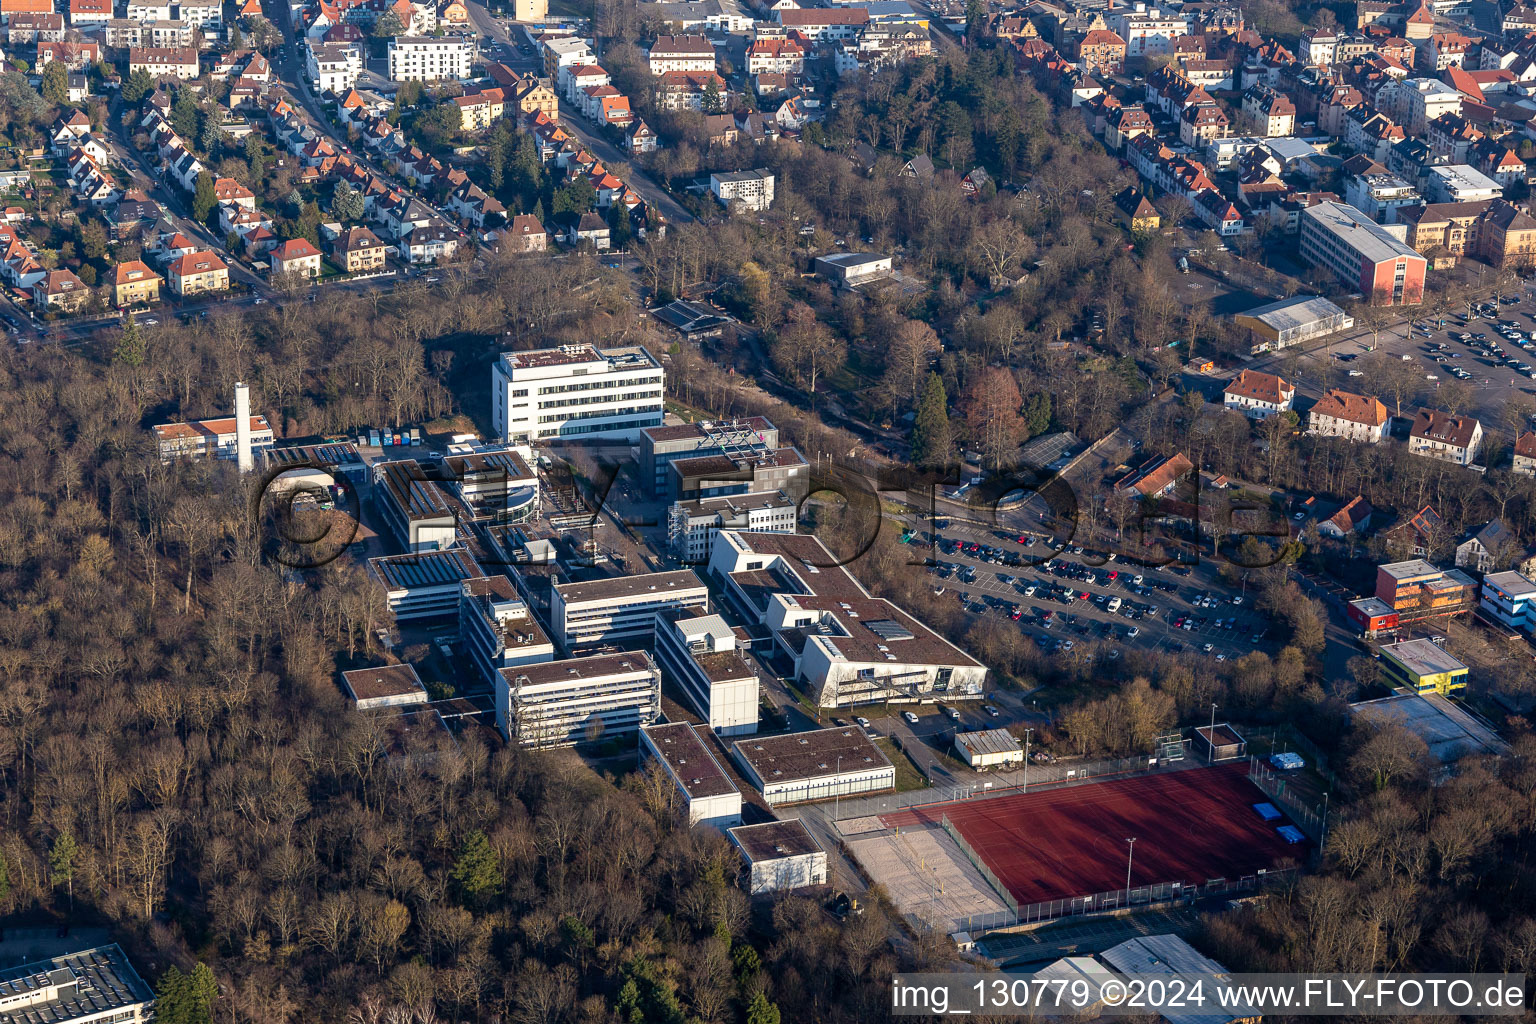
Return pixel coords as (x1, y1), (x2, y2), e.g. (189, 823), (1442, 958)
(939, 813), (1020, 919)
(1247, 756), (1329, 843)
(834, 743), (1192, 821)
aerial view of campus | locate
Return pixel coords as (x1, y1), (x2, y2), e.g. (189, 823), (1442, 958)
(1, 0), (1536, 1018)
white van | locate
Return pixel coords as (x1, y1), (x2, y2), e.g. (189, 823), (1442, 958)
(1106, 596), (1123, 613)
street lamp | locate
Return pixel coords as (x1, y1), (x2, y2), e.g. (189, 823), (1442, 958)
(834, 755), (842, 821)
(1125, 837), (1137, 897)
(1208, 702), (1219, 765)
(1022, 727), (1033, 793)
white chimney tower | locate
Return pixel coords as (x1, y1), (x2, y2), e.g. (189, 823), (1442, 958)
(234, 382), (254, 474)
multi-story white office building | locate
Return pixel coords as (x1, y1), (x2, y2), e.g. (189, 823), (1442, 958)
(491, 344), (665, 443)
(654, 608), (759, 735)
(496, 651), (661, 747)
(551, 569), (708, 651)
(388, 36), (472, 82)
(460, 574), (556, 686)
(1480, 570), (1536, 633)
(307, 40), (363, 95)
(639, 721), (743, 828)
(667, 490), (797, 563)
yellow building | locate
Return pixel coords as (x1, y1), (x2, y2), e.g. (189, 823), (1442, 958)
(167, 250), (228, 296)
(1378, 637), (1468, 694)
(112, 260), (162, 308)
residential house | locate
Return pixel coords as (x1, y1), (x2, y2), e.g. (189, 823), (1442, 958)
(33, 268), (89, 312)
(1409, 408), (1483, 465)
(452, 87), (504, 130)
(9, 12), (63, 41)
(501, 214), (546, 252)
(1309, 387), (1390, 441)
(270, 237), (323, 279)
(332, 225), (387, 273)
(1075, 28), (1125, 75)
(1115, 186), (1160, 232)
(1318, 495), (1373, 538)
(746, 36), (804, 75)
(1474, 201), (1536, 268)
(1516, 431), (1536, 476)
(129, 46), (199, 79)
(398, 220), (460, 263)
(112, 259), (161, 307)
(1223, 369), (1295, 418)
(562, 211), (610, 249)
(167, 250), (229, 296)
(1241, 84), (1296, 135)
(1456, 519), (1526, 572)
(1117, 452), (1194, 498)
(657, 69), (727, 110)
(38, 38), (98, 69)
(627, 120), (659, 154)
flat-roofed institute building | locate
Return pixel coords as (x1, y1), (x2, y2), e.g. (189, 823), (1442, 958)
(639, 721), (743, 828)
(728, 819), (827, 894)
(373, 459), (460, 552)
(0, 944), (154, 1024)
(1378, 637), (1468, 694)
(639, 416), (781, 498)
(655, 608), (759, 735)
(731, 726), (895, 805)
(341, 663), (429, 710)
(668, 446), (807, 502)
(442, 448), (540, 523)
(368, 549), (485, 620)
(709, 531), (988, 708)
(1299, 200), (1427, 305)
(551, 569), (708, 651)
(667, 490), (797, 563)
(1231, 295), (1354, 353)
(460, 574), (555, 686)
(1351, 691), (1510, 765)
(496, 650), (661, 748)
(491, 344), (665, 444)
(954, 728), (1024, 770)
(1480, 569), (1536, 634)
(152, 414), (275, 461)
(814, 252), (894, 288)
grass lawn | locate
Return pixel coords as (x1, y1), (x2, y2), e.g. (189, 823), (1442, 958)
(875, 738), (931, 792)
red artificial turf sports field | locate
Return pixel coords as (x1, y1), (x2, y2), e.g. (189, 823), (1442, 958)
(880, 763), (1303, 907)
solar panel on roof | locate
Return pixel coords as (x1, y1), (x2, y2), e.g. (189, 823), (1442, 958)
(864, 618), (914, 641)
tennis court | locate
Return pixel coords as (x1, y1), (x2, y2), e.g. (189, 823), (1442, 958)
(880, 764), (1303, 907)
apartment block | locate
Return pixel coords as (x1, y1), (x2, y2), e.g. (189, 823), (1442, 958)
(388, 35), (471, 82)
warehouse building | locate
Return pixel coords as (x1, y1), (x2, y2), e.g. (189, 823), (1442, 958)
(1298, 201), (1427, 305)
(460, 574), (556, 686)
(709, 531), (988, 708)
(639, 416), (781, 498)
(639, 721), (744, 828)
(368, 549), (485, 620)
(954, 728), (1024, 770)
(1480, 569), (1536, 634)
(1231, 295), (1354, 353)
(666, 490), (798, 563)
(728, 819), (827, 894)
(654, 608), (759, 735)
(0, 944), (154, 1024)
(551, 569), (709, 651)
(491, 344), (665, 444)
(496, 651), (661, 747)
(1374, 559), (1477, 624)
(731, 726), (895, 805)
(1378, 638), (1468, 695)
(373, 459), (460, 552)
(340, 663), (429, 710)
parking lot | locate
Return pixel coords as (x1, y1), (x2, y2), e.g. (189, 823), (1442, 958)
(1261, 288), (1536, 425)
(915, 520), (1270, 665)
